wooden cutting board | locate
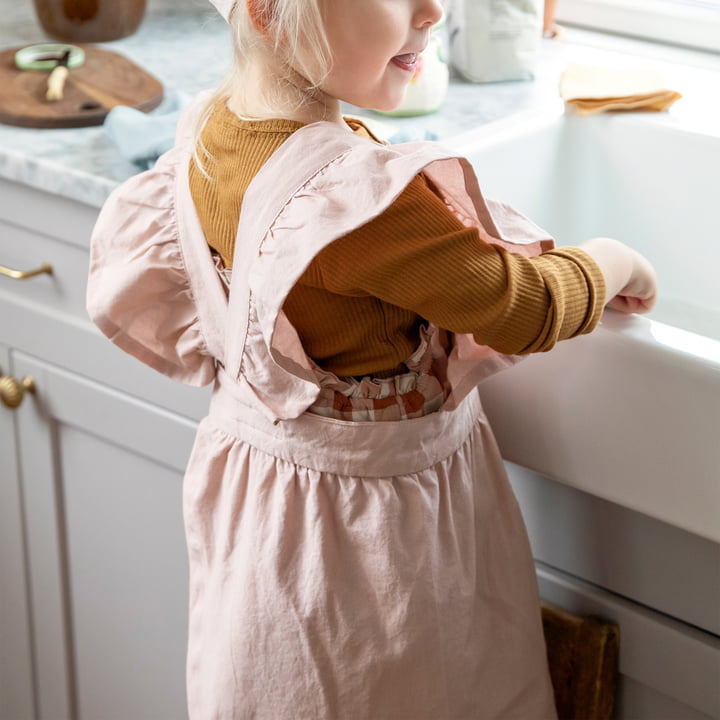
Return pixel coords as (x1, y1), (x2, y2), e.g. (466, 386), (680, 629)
(0, 45), (163, 129)
(541, 601), (620, 720)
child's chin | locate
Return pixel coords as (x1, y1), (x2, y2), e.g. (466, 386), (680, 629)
(372, 97), (404, 113)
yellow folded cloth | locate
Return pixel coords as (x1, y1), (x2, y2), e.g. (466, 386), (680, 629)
(560, 63), (682, 115)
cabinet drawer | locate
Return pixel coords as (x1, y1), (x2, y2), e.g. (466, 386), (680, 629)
(507, 462), (720, 635)
(0, 217), (93, 323)
(538, 564), (720, 719)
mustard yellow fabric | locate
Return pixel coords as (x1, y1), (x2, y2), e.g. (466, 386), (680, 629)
(189, 103), (606, 377)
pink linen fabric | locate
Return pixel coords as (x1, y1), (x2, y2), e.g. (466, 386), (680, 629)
(185, 374), (556, 719)
(87, 96), (558, 719)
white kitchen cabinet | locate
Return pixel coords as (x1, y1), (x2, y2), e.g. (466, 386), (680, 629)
(0, 343), (36, 720)
(12, 350), (197, 720)
(507, 463), (720, 720)
(538, 562), (719, 720)
(1, 178), (209, 719)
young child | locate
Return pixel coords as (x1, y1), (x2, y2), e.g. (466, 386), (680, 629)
(87, 0), (656, 717)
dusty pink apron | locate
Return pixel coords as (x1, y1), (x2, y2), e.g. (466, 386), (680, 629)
(87, 98), (558, 719)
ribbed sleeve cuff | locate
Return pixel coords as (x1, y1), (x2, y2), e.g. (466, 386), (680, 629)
(541, 246), (607, 339)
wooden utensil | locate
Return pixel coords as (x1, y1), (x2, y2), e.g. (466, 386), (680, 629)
(0, 44), (163, 129)
(46, 49), (72, 101)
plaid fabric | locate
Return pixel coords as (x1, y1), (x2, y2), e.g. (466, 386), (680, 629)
(308, 326), (449, 422)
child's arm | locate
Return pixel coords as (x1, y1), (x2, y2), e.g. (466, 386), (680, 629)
(579, 237), (657, 315)
(306, 175), (656, 356)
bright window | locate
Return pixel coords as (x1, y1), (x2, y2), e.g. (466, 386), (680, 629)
(556, 0), (720, 53)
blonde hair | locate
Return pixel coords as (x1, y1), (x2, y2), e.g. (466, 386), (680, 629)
(194, 0), (332, 176)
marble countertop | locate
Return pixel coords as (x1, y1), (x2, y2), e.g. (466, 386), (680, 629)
(0, 0), (233, 207)
(1, 0), (719, 209)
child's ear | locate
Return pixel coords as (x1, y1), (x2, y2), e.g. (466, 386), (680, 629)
(247, 0), (273, 35)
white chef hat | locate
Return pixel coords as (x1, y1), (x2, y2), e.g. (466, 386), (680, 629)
(209, 0), (234, 21)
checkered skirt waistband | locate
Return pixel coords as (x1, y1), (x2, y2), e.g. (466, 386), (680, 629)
(307, 325), (449, 422)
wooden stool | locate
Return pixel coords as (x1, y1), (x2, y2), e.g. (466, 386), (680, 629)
(542, 601), (620, 720)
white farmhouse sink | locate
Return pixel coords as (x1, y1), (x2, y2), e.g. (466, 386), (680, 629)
(447, 107), (720, 543)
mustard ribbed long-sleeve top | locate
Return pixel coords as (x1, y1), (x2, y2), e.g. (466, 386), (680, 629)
(189, 103), (606, 377)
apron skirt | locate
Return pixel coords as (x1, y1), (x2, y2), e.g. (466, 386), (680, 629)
(183, 371), (557, 719)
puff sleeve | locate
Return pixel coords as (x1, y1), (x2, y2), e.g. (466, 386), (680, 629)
(86, 152), (218, 386)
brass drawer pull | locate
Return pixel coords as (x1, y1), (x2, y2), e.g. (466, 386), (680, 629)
(0, 262), (53, 280)
(0, 375), (36, 409)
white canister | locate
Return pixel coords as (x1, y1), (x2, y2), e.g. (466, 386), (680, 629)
(447, 0), (541, 83)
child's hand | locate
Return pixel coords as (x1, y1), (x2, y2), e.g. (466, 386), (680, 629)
(580, 237), (658, 315)
(606, 248), (657, 314)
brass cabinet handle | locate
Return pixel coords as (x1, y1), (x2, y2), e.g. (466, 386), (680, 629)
(0, 262), (53, 280)
(0, 375), (36, 409)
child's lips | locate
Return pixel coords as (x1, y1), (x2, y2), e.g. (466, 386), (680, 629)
(391, 53), (419, 72)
